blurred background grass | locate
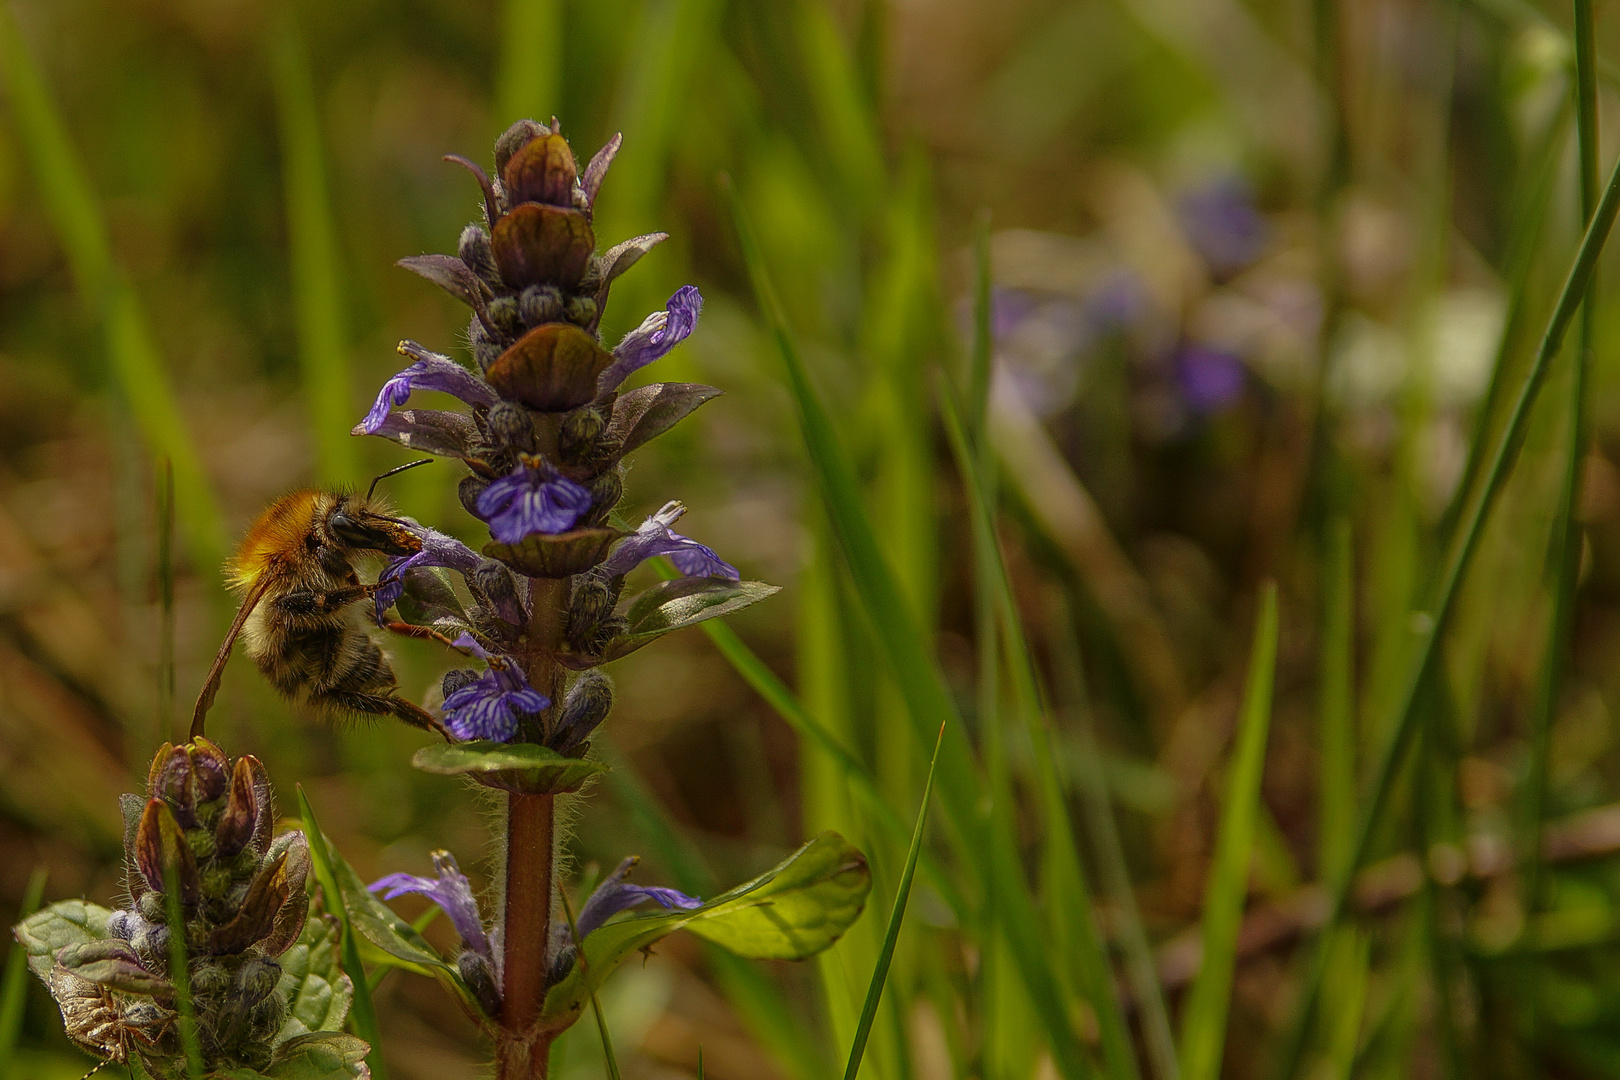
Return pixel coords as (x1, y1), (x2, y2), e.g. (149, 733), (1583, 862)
(7, 0), (1620, 1077)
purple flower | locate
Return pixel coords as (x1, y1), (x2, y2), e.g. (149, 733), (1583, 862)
(370, 850), (490, 963)
(598, 286), (703, 391)
(441, 634), (549, 742)
(575, 857), (702, 940)
(359, 342), (500, 434)
(476, 455), (593, 544)
(1175, 343), (1246, 414)
(1178, 177), (1267, 277)
(374, 526), (486, 622)
(600, 501), (738, 580)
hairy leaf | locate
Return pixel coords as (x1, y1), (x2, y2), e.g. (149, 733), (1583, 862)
(542, 832), (868, 1028)
(413, 740), (608, 795)
(275, 892), (352, 1044)
(15, 900), (113, 982)
(355, 409), (482, 461)
(220, 1032), (373, 1080)
(603, 578), (781, 661)
(606, 383), (722, 457)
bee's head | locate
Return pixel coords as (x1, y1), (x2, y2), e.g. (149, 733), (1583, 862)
(326, 495), (422, 557)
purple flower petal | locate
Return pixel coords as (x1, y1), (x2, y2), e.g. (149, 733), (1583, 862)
(575, 857), (702, 940)
(599, 501), (739, 580)
(359, 342), (500, 435)
(439, 635), (550, 742)
(1175, 343), (1246, 414)
(374, 527), (486, 622)
(475, 457), (593, 544)
(598, 286), (703, 391)
(370, 850), (490, 963)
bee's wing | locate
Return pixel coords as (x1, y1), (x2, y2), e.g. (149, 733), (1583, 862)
(190, 576), (272, 740)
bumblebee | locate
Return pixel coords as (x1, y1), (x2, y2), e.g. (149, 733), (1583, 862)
(191, 472), (442, 738)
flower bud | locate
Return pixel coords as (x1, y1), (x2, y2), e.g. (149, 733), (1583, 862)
(558, 406), (604, 463)
(487, 400), (536, 452)
(459, 224), (497, 285)
(494, 119), (550, 177)
(470, 316), (503, 372)
(551, 671), (612, 755)
(519, 283), (564, 328)
(136, 798), (200, 905)
(566, 579), (613, 652)
(488, 295), (522, 338)
(503, 131), (578, 209)
(189, 738), (229, 802)
(216, 756), (259, 858)
(584, 470), (622, 526)
(457, 949), (502, 1017)
(563, 294), (597, 327)
(237, 958), (282, 1006)
(150, 745), (199, 827)
(460, 474), (491, 518)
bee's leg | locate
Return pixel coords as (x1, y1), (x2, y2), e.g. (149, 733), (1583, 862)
(382, 621), (464, 650)
(276, 584), (378, 617)
(323, 689), (451, 741)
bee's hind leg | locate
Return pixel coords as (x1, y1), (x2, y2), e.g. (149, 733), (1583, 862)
(324, 689), (451, 742)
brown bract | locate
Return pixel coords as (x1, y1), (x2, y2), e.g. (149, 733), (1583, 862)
(491, 203), (594, 291)
(502, 132), (577, 209)
(485, 322), (616, 412)
(482, 527), (623, 578)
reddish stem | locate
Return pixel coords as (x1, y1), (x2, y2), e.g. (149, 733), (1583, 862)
(496, 576), (569, 1080)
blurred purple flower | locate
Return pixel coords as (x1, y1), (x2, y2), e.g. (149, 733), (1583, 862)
(371, 850), (490, 963)
(1175, 343), (1246, 414)
(599, 501), (738, 580)
(575, 857), (702, 939)
(476, 455), (593, 543)
(359, 342), (499, 434)
(1179, 177), (1267, 277)
(441, 634), (549, 742)
(598, 286), (703, 391)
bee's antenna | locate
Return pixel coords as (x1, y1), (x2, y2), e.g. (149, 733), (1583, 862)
(78, 1058), (111, 1080)
(367, 458), (433, 501)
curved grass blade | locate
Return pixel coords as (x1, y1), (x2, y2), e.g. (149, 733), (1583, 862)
(1273, 117), (1620, 1080)
(0, 868), (47, 1079)
(843, 722), (944, 1080)
(297, 787), (386, 1080)
(270, 13), (358, 486)
(723, 174), (1091, 1080)
(1179, 583), (1278, 1080)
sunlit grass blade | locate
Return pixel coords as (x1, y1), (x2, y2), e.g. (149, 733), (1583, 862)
(723, 175), (1092, 1080)
(497, 0), (560, 127)
(1273, 120), (1620, 1080)
(843, 722), (944, 1080)
(940, 380), (1140, 1080)
(0, 8), (225, 573)
(1179, 583), (1278, 1080)
(0, 867), (46, 1079)
(1319, 518), (1355, 881)
(798, 0), (886, 215)
(297, 786), (387, 1080)
(1318, 929), (1369, 1080)
(270, 13), (358, 487)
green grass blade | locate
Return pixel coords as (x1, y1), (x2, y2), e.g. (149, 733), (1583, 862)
(559, 885), (622, 1080)
(723, 175), (1092, 1080)
(1179, 583), (1279, 1080)
(940, 380), (1140, 1080)
(0, 867), (47, 1079)
(1319, 518), (1355, 881)
(1522, 0), (1599, 916)
(966, 210), (993, 438)
(843, 722), (944, 1080)
(270, 13), (358, 487)
(163, 863), (204, 1080)
(1273, 118), (1620, 1080)
(497, 0), (560, 126)
(657, 555), (969, 920)
(0, 8), (225, 573)
(798, 0), (886, 215)
(297, 786), (387, 1080)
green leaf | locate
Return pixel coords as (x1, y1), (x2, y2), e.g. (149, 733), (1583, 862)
(0, 868), (47, 1075)
(542, 832), (869, 1028)
(412, 740), (608, 795)
(14, 900), (112, 982)
(275, 892), (353, 1044)
(1179, 583), (1278, 1080)
(219, 1032), (372, 1080)
(607, 382), (723, 457)
(603, 578), (781, 661)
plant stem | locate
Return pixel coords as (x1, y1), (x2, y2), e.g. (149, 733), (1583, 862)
(498, 575), (569, 1080)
